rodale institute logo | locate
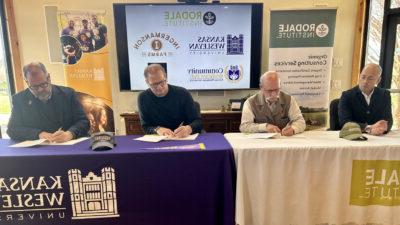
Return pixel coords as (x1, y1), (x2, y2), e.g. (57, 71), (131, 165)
(68, 167), (119, 219)
(316, 23), (329, 37)
(276, 23), (330, 39)
(203, 11), (216, 25)
(350, 160), (400, 206)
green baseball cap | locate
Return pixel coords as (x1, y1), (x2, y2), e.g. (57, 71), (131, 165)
(339, 122), (368, 141)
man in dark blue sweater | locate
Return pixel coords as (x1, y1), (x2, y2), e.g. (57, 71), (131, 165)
(7, 62), (89, 142)
(138, 64), (202, 137)
(338, 63), (392, 135)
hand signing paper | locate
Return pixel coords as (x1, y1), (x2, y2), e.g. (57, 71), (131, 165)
(51, 129), (74, 143)
(39, 131), (53, 140)
(156, 127), (174, 137)
(173, 125), (192, 138)
(281, 126), (295, 136)
(266, 124), (281, 133)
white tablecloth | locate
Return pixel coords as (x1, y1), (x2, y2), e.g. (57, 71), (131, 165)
(225, 131), (400, 225)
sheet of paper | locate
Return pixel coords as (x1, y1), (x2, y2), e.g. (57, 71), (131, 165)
(135, 133), (199, 142)
(166, 133), (199, 141)
(243, 133), (306, 139)
(277, 134), (306, 139)
(142, 143), (205, 150)
(9, 139), (49, 147)
(135, 135), (166, 142)
(244, 133), (280, 139)
(9, 137), (89, 147)
(41, 137), (89, 145)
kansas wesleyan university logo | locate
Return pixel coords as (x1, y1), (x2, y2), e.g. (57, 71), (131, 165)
(68, 167), (119, 219)
(0, 167), (119, 223)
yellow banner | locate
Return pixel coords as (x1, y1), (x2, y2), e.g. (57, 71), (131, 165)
(57, 11), (114, 134)
(351, 160), (400, 206)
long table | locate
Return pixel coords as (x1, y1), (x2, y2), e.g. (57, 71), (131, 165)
(0, 133), (235, 225)
(225, 130), (400, 225)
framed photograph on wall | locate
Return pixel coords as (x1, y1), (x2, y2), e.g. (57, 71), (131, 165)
(229, 99), (245, 111)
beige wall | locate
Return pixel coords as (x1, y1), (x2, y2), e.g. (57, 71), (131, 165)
(12, 0), (358, 134)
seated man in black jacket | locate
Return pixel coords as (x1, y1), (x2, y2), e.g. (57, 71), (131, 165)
(138, 64), (202, 138)
(338, 63), (392, 135)
(7, 62), (89, 142)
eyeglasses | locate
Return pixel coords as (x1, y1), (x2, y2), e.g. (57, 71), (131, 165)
(28, 79), (50, 91)
(148, 79), (167, 89)
(261, 88), (280, 95)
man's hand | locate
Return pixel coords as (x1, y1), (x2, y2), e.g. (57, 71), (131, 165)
(156, 127), (174, 137)
(173, 125), (192, 138)
(51, 130), (74, 143)
(370, 120), (388, 136)
(39, 131), (53, 140)
(281, 126), (295, 136)
(266, 124), (281, 133)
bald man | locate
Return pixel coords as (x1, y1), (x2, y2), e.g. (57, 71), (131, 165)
(338, 63), (392, 135)
(240, 71), (306, 136)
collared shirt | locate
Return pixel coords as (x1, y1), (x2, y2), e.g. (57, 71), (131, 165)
(240, 93), (306, 134)
(361, 89), (374, 106)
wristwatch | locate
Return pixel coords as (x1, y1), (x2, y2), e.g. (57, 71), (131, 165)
(365, 125), (372, 134)
(154, 126), (161, 133)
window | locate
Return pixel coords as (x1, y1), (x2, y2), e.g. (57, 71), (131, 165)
(0, 0), (15, 138)
(364, 0), (385, 65)
(364, 0), (400, 128)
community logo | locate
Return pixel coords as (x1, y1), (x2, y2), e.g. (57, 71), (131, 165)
(224, 65), (243, 82)
(188, 67), (224, 81)
(188, 34), (244, 55)
(133, 32), (179, 57)
(316, 23), (329, 37)
(203, 12), (216, 25)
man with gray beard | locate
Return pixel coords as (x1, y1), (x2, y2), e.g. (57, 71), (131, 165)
(7, 62), (89, 142)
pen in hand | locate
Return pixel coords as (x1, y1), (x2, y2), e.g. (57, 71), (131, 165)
(52, 127), (63, 137)
(281, 121), (294, 136)
(173, 122), (184, 136)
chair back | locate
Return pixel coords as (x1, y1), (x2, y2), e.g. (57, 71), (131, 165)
(193, 101), (201, 117)
(329, 98), (340, 130)
(193, 101), (205, 133)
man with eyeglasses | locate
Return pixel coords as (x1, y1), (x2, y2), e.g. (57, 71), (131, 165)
(239, 71), (306, 136)
(7, 62), (89, 142)
(138, 64), (202, 138)
(338, 63), (392, 135)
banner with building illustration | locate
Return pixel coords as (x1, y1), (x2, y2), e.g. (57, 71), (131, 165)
(269, 9), (337, 129)
(57, 11), (114, 134)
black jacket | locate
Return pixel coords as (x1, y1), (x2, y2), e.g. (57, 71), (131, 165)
(7, 85), (89, 141)
(338, 86), (392, 131)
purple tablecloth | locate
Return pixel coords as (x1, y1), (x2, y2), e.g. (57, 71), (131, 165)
(0, 133), (236, 225)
